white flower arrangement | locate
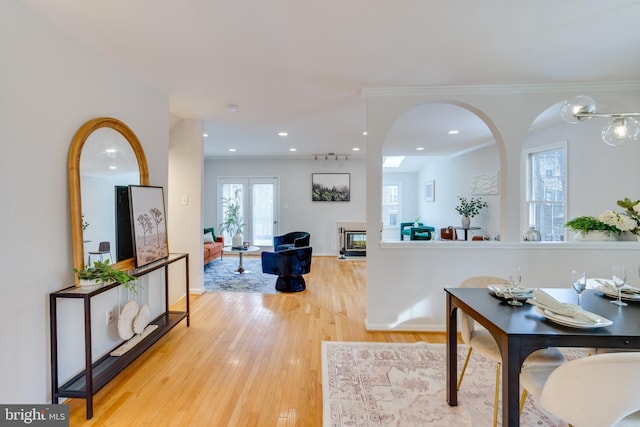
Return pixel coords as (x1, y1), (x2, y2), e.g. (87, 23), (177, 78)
(597, 198), (640, 236)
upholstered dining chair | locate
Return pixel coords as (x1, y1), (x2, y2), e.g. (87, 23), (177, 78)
(457, 276), (566, 427)
(520, 352), (640, 427)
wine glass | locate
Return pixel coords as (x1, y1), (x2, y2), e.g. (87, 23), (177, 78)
(571, 270), (586, 307)
(507, 267), (523, 306)
(611, 266), (628, 307)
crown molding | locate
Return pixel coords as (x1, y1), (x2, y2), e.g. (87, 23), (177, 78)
(361, 81), (640, 98)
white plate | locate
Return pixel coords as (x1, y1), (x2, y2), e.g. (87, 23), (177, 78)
(534, 307), (613, 329)
(593, 283), (640, 302)
(487, 284), (533, 301)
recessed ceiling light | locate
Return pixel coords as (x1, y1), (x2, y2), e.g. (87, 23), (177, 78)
(362, 131), (368, 136)
(448, 129), (460, 135)
(278, 132), (288, 137)
(105, 148), (116, 153)
(289, 148), (297, 152)
(226, 104), (238, 113)
(203, 133), (208, 138)
(352, 147), (360, 151)
(109, 165), (117, 170)
(228, 148), (236, 152)
(416, 147), (424, 151)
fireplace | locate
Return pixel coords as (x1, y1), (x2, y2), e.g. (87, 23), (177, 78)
(344, 231), (366, 255)
(337, 221), (367, 258)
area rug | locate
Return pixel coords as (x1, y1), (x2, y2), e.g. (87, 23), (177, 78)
(203, 257), (278, 294)
(322, 341), (586, 427)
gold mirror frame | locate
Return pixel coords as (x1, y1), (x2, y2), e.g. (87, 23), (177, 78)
(69, 117), (149, 283)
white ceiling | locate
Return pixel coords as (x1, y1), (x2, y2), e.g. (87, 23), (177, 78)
(22, 0), (640, 162)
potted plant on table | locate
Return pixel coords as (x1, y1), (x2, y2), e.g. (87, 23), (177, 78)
(74, 259), (138, 291)
(219, 189), (245, 248)
(455, 197), (488, 228)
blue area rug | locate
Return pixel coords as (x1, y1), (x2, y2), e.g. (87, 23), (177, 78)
(203, 257), (279, 294)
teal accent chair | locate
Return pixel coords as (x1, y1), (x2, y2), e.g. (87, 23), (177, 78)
(400, 222), (435, 240)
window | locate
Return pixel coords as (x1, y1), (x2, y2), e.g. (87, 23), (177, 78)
(382, 184), (400, 227)
(525, 142), (566, 241)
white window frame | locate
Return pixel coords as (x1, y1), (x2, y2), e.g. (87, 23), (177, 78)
(382, 182), (402, 229)
(524, 140), (567, 241)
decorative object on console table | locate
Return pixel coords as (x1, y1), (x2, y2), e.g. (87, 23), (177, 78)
(219, 188), (245, 248)
(312, 173), (350, 201)
(129, 185), (169, 267)
(455, 196), (487, 228)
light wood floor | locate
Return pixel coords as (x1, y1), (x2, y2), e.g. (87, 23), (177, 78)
(66, 256), (445, 426)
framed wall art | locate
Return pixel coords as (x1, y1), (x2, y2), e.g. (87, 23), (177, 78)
(425, 180), (435, 202)
(312, 173), (350, 202)
(129, 185), (169, 267)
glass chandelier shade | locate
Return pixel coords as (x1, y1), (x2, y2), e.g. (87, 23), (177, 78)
(601, 117), (640, 147)
(560, 95), (597, 124)
(560, 95), (640, 146)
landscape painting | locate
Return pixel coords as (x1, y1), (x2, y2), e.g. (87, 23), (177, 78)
(129, 185), (169, 267)
(312, 173), (350, 202)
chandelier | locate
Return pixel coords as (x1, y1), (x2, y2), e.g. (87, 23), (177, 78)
(560, 95), (640, 146)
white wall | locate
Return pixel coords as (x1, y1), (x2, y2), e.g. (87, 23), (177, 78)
(0, 1), (169, 403)
(168, 119), (205, 295)
(365, 85), (640, 330)
(204, 158), (366, 255)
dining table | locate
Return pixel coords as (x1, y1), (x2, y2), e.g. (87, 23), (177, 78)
(445, 286), (640, 427)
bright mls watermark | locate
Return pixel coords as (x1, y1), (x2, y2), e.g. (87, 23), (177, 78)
(1, 405), (69, 426)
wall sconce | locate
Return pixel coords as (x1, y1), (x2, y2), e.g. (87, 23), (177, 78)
(560, 95), (640, 146)
(313, 152), (350, 161)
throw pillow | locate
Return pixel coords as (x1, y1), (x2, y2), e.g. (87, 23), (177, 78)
(204, 232), (214, 244)
(203, 227), (216, 237)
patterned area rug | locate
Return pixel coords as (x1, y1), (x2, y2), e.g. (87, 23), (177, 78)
(322, 341), (586, 427)
(203, 257), (278, 294)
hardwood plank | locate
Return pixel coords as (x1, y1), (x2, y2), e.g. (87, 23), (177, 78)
(65, 256), (445, 426)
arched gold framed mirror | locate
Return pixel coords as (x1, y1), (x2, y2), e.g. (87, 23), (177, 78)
(69, 117), (149, 284)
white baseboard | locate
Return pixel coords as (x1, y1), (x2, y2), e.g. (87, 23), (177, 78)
(365, 319), (447, 332)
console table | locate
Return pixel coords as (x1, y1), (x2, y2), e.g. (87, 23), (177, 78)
(50, 253), (189, 419)
(454, 226), (481, 241)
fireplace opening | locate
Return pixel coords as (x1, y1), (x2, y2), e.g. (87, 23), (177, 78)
(341, 230), (366, 257)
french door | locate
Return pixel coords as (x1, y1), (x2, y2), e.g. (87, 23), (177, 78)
(218, 177), (278, 247)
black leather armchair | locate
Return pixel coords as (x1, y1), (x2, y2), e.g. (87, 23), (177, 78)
(273, 231), (310, 251)
(261, 246), (312, 292)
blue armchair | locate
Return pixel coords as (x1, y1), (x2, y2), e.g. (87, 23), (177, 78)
(400, 222), (435, 240)
(273, 231), (310, 251)
(261, 246), (312, 292)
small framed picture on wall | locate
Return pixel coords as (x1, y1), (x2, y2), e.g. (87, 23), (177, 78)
(425, 180), (435, 202)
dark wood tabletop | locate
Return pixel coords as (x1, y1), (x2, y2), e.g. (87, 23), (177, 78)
(445, 287), (640, 427)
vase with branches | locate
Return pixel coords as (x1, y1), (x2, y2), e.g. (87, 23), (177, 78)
(455, 197), (488, 228)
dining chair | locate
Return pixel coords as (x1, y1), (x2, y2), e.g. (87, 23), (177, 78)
(520, 352), (640, 427)
(457, 276), (566, 427)
(88, 241), (112, 264)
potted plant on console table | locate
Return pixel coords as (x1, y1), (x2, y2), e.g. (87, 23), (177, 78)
(74, 259), (138, 291)
(455, 196), (487, 228)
